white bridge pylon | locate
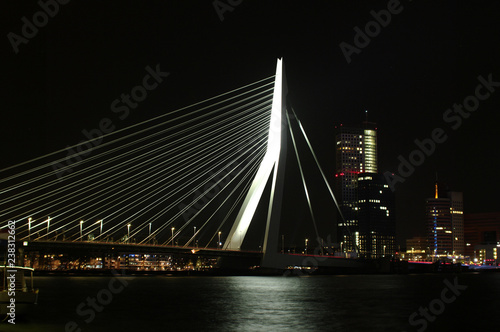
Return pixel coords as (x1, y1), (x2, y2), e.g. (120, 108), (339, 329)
(223, 59), (287, 252)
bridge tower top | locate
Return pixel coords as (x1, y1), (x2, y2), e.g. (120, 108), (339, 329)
(223, 59), (288, 267)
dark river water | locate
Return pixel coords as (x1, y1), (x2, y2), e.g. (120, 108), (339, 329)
(2, 272), (499, 332)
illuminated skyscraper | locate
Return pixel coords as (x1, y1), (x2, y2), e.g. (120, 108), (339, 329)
(426, 196), (452, 257)
(425, 183), (464, 259)
(449, 192), (464, 256)
(357, 173), (395, 258)
(335, 121), (378, 252)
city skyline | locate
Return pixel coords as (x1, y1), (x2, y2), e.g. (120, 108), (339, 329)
(2, 1), (500, 247)
(1, 2), (500, 331)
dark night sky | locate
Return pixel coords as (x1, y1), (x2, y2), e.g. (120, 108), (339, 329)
(1, 1), (500, 247)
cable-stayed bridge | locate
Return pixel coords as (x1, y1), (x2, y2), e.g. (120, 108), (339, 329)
(1, 59), (363, 272)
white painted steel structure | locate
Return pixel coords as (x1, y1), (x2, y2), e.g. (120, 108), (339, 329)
(223, 59), (287, 254)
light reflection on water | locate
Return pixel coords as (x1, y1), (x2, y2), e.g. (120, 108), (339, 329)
(3, 273), (500, 331)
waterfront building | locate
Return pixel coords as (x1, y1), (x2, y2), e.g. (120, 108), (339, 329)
(425, 182), (464, 259)
(334, 121), (377, 252)
(357, 173), (395, 258)
(405, 236), (428, 261)
(464, 212), (500, 264)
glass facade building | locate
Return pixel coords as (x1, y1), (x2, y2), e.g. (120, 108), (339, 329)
(357, 173), (396, 258)
(334, 122), (378, 252)
(425, 187), (464, 258)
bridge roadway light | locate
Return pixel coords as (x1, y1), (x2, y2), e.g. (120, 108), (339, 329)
(95, 220), (103, 240)
(127, 224), (131, 243)
(171, 227), (175, 246)
(47, 216), (51, 238)
(80, 220), (84, 240)
(305, 238), (308, 254)
(218, 231), (221, 250)
(28, 217), (32, 240)
(148, 222), (153, 244)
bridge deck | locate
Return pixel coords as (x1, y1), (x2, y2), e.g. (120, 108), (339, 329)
(21, 241), (262, 259)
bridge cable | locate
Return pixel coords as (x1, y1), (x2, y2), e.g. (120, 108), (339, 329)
(0, 85), (275, 198)
(33, 116), (270, 241)
(0, 76), (275, 175)
(97, 124), (269, 242)
(286, 111), (323, 255)
(7, 76), (276, 245)
(289, 107), (359, 255)
(42, 117), (269, 241)
(127, 123), (269, 243)
(156, 139), (268, 245)
(181, 149), (265, 247)
(6, 101), (272, 226)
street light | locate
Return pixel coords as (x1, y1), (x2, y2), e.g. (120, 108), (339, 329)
(28, 217), (32, 240)
(127, 224), (131, 243)
(171, 227), (175, 246)
(149, 222), (152, 238)
(47, 216), (51, 237)
(193, 227), (196, 247)
(305, 238), (309, 254)
(383, 245), (386, 257)
(218, 231), (222, 249)
(80, 220), (84, 240)
(95, 220), (103, 240)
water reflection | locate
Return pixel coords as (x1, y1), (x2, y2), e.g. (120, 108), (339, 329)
(3, 274), (500, 331)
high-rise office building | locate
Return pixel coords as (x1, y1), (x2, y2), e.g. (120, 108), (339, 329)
(425, 183), (464, 258)
(426, 196), (452, 256)
(334, 122), (377, 251)
(449, 192), (464, 256)
(464, 212), (500, 264)
(357, 173), (395, 258)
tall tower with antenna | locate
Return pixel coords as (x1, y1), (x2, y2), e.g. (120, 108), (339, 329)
(334, 112), (378, 253)
(426, 180), (464, 259)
